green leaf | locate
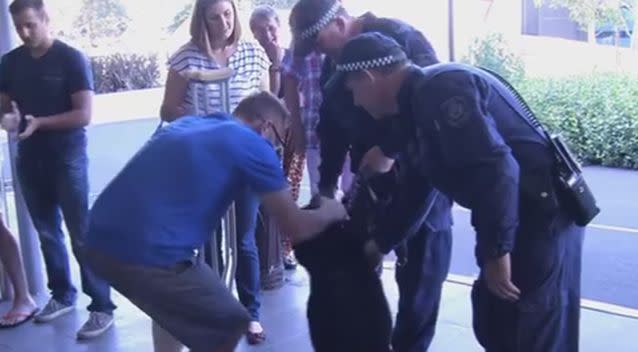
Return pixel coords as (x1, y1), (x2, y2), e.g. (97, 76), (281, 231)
(519, 72), (638, 168)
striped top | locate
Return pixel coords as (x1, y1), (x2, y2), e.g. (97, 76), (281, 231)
(168, 40), (270, 114)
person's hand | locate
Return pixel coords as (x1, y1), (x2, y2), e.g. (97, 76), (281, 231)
(317, 196), (348, 223)
(484, 253), (520, 302)
(359, 146), (395, 176)
(265, 42), (283, 66)
(18, 114), (39, 140)
(1, 101), (21, 132)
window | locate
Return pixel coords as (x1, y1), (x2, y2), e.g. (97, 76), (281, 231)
(521, 0), (587, 41)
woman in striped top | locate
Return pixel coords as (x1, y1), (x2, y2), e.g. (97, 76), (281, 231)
(160, 0), (270, 119)
(159, 0), (270, 346)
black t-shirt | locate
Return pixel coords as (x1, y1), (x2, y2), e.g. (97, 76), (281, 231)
(0, 40), (93, 154)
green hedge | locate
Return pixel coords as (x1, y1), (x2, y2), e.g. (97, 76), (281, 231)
(518, 73), (638, 169)
(462, 32), (525, 84)
(91, 53), (162, 94)
(461, 32), (638, 169)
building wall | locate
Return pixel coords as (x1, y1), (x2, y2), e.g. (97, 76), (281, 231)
(451, 0), (637, 76)
(516, 35), (638, 76)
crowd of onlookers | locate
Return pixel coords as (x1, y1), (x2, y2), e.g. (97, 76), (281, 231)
(0, 0), (349, 344)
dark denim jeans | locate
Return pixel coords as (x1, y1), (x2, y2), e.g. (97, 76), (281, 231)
(207, 186), (261, 321)
(233, 187), (261, 321)
(16, 142), (115, 313)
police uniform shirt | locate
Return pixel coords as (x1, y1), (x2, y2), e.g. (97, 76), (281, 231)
(321, 30), (456, 254)
(317, 12), (440, 191)
(396, 65), (522, 261)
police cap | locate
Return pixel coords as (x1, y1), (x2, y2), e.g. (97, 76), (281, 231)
(335, 32), (408, 73)
(321, 32), (408, 93)
(290, 0), (344, 58)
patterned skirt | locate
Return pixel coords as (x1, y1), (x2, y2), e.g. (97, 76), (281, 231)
(280, 132), (306, 255)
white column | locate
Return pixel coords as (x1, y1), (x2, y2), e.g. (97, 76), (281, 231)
(0, 0), (46, 296)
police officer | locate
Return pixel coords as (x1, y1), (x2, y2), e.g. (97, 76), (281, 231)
(336, 32), (585, 352)
(290, 1), (453, 351)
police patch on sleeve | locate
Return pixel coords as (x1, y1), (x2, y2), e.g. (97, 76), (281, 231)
(440, 96), (469, 127)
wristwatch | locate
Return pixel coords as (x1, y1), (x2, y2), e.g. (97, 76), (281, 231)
(269, 64), (281, 73)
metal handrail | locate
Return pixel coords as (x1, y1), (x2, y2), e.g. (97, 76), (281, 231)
(0, 136), (11, 299)
(181, 67), (237, 291)
(221, 203), (237, 290)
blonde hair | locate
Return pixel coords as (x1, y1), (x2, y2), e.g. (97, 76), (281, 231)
(190, 0), (242, 57)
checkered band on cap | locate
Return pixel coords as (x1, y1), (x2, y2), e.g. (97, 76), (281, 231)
(336, 53), (407, 72)
(299, 2), (341, 39)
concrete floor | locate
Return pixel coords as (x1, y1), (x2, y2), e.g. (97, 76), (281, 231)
(1, 264), (638, 352)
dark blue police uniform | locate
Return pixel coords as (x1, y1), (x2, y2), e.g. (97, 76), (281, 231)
(290, 2), (454, 350)
(317, 12), (440, 192)
(403, 62), (583, 352)
(336, 32), (585, 352)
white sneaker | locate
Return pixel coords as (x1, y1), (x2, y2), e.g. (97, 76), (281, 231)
(76, 312), (114, 340)
(33, 299), (75, 323)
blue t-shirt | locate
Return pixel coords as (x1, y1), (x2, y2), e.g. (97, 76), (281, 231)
(0, 40), (93, 154)
(86, 114), (287, 267)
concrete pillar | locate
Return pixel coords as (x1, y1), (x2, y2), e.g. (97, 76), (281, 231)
(0, 0), (46, 296)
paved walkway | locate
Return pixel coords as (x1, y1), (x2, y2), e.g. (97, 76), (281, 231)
(1, 264), (637, 352)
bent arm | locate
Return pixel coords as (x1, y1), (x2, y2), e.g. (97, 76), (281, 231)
(260, 190), (340, 244)
(160, 69), (189, 122)
(39, 49), (94, 128)
(38, 90), (92, 129)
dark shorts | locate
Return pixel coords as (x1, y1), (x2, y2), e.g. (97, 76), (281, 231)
(87, 249), (250, 351)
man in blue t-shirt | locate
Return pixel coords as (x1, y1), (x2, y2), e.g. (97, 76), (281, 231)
(0, 0), (115, 338)
(85, 91), (347, 352)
